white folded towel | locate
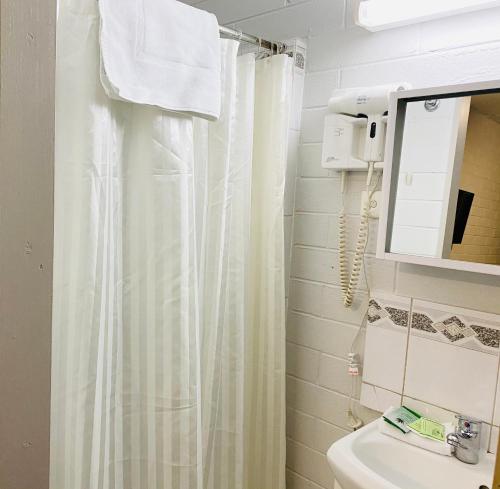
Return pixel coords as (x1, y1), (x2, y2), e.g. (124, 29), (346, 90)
(98, 0), (222, 120)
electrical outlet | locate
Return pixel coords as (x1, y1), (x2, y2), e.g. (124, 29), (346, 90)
(361, 190), (381, 218)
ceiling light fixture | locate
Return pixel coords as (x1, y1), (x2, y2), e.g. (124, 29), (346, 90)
(356, 0), (500, 31)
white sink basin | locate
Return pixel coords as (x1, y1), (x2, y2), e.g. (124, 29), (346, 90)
(327, 420), (494, 489)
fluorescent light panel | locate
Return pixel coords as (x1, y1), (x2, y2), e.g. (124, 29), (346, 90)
(357, 0), (500, 31)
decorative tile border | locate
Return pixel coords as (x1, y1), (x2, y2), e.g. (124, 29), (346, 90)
(411, 312), (436, 333)
(410, 300), (500, 352)
(368, 298), (410, 330)
(412, 312), (500, 348)
(367, 299), (384, 323)
(472, 325), (500, 349)
(386, 307), (409, 328)
(369, 297), (500, 351)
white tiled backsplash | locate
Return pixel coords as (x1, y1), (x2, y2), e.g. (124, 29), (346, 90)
(362, 295), (410, 394)
(286, 4), (500, 489)
(362, 294), (500, 452)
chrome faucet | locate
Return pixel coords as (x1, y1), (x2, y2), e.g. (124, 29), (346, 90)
(446, 414), (482, 465)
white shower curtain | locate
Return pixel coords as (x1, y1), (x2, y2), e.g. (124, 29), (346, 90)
(51, 2), (292, 489)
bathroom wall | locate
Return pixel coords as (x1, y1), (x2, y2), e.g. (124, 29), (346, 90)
(361, 293), (500, 451)
(287, 6), (500, 489)
(184, 0), (347, 41)
(0, 1), (56, 488)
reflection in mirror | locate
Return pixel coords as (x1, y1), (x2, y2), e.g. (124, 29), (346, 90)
(389, 91), (500, 266)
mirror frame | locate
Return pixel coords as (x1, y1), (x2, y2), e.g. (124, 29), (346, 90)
(377, 79), (500, 276)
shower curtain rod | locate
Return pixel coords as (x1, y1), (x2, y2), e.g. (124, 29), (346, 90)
(219, 25), (286, 54)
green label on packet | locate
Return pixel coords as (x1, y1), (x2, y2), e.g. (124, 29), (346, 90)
(408, 417), (445, 442)
(383, 406), (421, 434)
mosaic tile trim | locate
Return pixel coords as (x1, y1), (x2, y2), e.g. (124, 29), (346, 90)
(386, 307), (409, 328)
(444, 316), (466, 329)
(437, 316), (476, 342)
(471, 325), (500, 349)
(367, 300), (382, 323)
(411, 312), (500, 349)
(371, 299), (500, 350)
(368, 300), (408, 328)
(411, 313), (437, 334)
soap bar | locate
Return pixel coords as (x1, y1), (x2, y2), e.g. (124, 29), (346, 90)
(383, 406), (421, 434)
(408, 417), (445, 442)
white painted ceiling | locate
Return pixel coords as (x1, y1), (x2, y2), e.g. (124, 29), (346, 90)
(181, 0), (349, 41)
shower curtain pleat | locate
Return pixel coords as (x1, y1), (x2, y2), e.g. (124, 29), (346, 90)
(51, 2), (292, 489)
(245, 54), (292, 489)
(195, 43), (255, 489)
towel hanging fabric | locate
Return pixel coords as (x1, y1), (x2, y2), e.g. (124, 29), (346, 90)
(98, 0), (222, 120)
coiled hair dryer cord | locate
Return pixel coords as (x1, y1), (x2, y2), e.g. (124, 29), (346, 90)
(339, 164), (380, 308)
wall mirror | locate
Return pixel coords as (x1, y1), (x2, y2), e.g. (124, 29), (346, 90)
(378, 80), (500, 275)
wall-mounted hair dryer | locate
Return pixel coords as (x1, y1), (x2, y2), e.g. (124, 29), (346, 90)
(321, 83), (410, 309)
(322, 84), (410, 171)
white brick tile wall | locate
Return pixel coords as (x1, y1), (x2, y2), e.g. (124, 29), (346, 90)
(286, 312), (359, 359)
(292, 247), (338, 285)
(287, 342), (321, 382)
(287, 408), (319, 449)
(299, 144), (331, 177)
(286, 6), (500, 488)
(318, 354), (354, 397)
(286, 469), (325, 489)
(313, 418), (350, 453)
(419, 7), (500, 53)
(306, 25), (420, 72)
(362, 255), (397, 293)
(287, 407), (349, 453)
(232, 0), (345, 41)
(286, 376), (353, 428)
(301, 107), (329, 143)
(340, 42), (500, 89)
(295, 178), (341, 213)
(193, 0), (284, 25)
(290, 279), (324, 316)
(303, 70), (340, 108)
(293, 213), (330, 248)
(286, 439), (334, 489)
